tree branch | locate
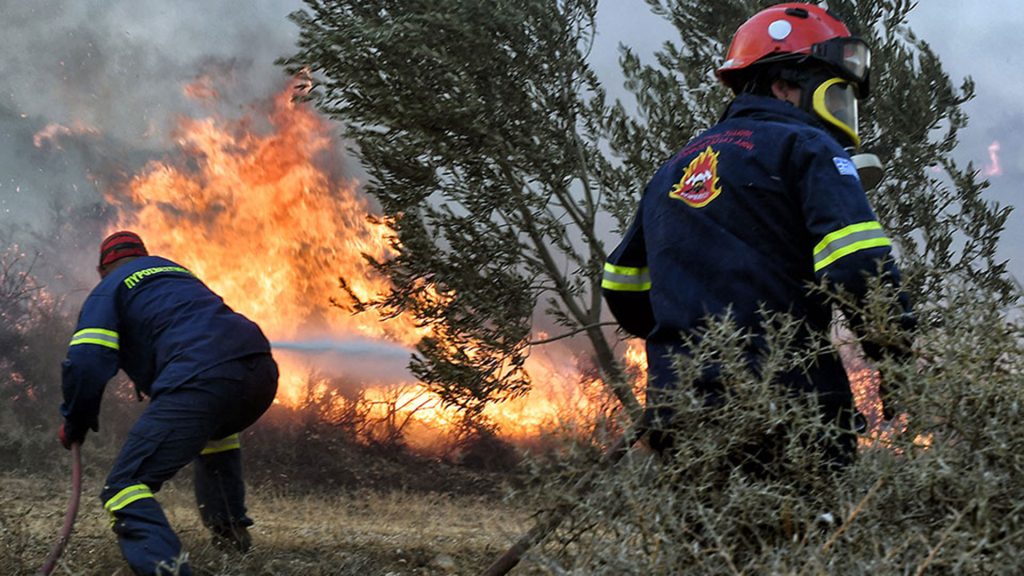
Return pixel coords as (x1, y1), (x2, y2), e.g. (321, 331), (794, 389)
(528, 322), (621, 346)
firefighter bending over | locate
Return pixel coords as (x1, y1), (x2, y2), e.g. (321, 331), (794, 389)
(58, 231), (278, 576)
(602, 3), (914, 469)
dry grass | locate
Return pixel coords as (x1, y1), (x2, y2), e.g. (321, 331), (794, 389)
(2, 468), (532, 575)
(515, 297), (1024, 575)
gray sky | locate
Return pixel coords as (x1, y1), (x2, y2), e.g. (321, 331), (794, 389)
(1, 0), (1020, 283)
(910, 1), (1023, 281)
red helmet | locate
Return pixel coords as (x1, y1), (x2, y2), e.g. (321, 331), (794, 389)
(99, 230), (148, 267)
(716, 3), (870, 97)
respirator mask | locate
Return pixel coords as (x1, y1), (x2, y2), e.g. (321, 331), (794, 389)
(801, 37), (884, 190)
(784, 65), (884, 189)
(805, 74), (884, 190)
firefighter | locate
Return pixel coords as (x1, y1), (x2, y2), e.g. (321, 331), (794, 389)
(58, 231), (278, 576)
(602, 4), (913, 469)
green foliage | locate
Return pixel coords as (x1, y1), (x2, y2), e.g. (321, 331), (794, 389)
(600, 0), (755, 230)
(284, 1), (1021, 570)
(602, 0), (1018, 320)
(0, 229), (153, 473)
(283, 0), (640, 418)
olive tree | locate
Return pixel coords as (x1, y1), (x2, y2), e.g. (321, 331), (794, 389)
(282, 0), (641, 420)
(284, 0), (1021, 572)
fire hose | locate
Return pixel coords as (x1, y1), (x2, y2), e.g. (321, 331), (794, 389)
(480, 426), (646, 576)
(39, 442), (82, 576)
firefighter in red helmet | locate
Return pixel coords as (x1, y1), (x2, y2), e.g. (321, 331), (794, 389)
(716, 3), (872, 150)
(603, 3), (913, 470)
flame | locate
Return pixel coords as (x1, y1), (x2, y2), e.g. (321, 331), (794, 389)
(984, 140), (1002, 177)
(183, 75), (220, 102)
(54, 77), (923, 451)
(106, 82), (426, 404)
(113, 86), (424, 342)
(849, 363), (933, 451)
(32, 121), (100, 149)
(836, 317), (930, 451)
(849, 367), (883, 430)
(95, 80), (634, 446)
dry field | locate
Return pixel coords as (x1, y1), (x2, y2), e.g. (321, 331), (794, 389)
(1, 469), (533, 575)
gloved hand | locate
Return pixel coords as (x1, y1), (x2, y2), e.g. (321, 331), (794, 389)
(58, 421), (87, 449)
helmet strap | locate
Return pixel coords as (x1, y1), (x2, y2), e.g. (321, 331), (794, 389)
(737, 61), (795, 97)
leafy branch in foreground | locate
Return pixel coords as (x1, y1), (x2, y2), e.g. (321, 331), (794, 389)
(282, 0), (640, 419)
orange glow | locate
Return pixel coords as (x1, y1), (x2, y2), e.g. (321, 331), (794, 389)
(98, 81), (633, 447)
(106, 82), (425, 405)
(110, 85), (424, 341)
(849, 364), (932, 451)
(849, 367), (883, 430)
(183, 75), (220, 102)
(984, 140), (1002, 177)
(624, 340), (648, 405)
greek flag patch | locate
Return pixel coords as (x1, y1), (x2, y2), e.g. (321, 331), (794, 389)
(833, 157), (860, 179)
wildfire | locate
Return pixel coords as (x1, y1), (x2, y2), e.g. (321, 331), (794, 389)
(183, 75), (220, 102)
(848, 360), (932, 451)
(38, 79), (925, 453)
(95, 80), (623, 446)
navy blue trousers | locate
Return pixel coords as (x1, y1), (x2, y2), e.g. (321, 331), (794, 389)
(644, 350), (860, 472)
(100, 354), (277, 576)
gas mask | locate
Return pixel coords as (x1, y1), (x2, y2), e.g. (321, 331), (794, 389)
(772, 36), (883, 189)
(788, 69), (885, 190)
(809, 77), (859, 147)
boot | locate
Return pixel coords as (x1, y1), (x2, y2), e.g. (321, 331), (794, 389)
(210, 524), (252, 553)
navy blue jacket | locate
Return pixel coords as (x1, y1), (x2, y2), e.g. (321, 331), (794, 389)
(603, 94), (908, 403)
(61, 256), (271, 433)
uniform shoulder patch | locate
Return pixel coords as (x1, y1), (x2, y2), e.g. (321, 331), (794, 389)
(669, 146), (723, 208)
(832, 156), (860, 179)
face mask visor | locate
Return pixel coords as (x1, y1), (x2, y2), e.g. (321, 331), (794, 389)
(812, 78), (860, 148)
(811, 37), (871, 97)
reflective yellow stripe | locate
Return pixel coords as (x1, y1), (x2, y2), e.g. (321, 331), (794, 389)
(201, 433), (241, 455)
(601, 262), (651, 292)
(69, 328), (120, 350)
(103, 484), (154, 516)
(813, 221), (891, 272)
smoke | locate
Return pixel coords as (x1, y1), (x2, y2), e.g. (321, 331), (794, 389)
(0, 1), (423, 411)
(272, 338), (416, 384)
(273, 338), (410, 358)
(0, 0), (306, 302)
(592, 2), (1023, 281)
(883, 2), (1022, 280)
(0, 0), (303, 142)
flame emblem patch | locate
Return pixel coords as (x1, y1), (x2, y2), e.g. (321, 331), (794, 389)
(669, 146), (722, 208)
